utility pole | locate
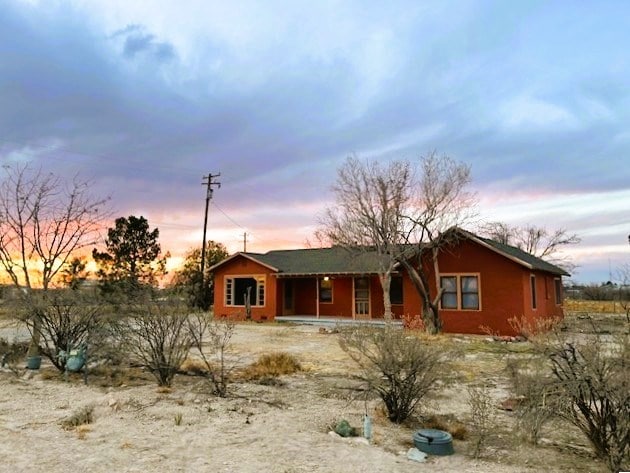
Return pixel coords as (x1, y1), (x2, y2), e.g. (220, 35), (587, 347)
(200, 173), (221, 289)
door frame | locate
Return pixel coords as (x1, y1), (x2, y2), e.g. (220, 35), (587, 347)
(353, 276), (371, 319)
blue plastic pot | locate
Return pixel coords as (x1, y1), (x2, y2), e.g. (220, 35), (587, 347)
(412, 429), (454, 455)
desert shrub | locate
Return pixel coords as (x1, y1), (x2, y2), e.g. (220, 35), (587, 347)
(22, 290), (110, 371)
(339, 325), (452, 423)
(545, 333), (629, 472)
(114, 299), (193, 386)
(467, 383), (497, 458)
(60, 405), (94, 430)
(188, 313), (236, 396)
(240, 352), (302, 381)
(0, 337), (29, 371)
(506, 356), (558, 444)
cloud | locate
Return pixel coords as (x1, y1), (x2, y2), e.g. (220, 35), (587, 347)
(498, 96), (578, 132)
(110, 24), (176, 62)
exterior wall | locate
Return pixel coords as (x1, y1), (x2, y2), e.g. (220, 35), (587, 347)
(213, 239), (564, 334)
(400, 239), (564, 335)
(520, 271), (565, 331)
(212, 256), (277, 321)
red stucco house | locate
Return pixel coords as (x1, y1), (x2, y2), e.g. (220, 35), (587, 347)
(210, 229), (569, 335)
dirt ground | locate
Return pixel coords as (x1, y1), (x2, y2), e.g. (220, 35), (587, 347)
(0, 319), (613, 473)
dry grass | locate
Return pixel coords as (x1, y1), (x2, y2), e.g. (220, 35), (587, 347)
(422, 414), (468, 440)
(60, 405), (94, 430)
(565, 298), (624, 314)
(180, 357), (210, 375)
(239, 352), (302, 381)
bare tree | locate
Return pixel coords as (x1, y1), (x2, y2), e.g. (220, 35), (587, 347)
(399, 152), (477, 334)
(318, 156), (411, 319)
(480, 222), (580, 272)
(0, 164), (108, 355)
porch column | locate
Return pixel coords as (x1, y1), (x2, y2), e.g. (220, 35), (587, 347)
(315, 277), (320, 318)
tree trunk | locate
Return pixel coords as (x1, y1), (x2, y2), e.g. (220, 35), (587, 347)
(380, 272), (393, 320)
(399, 257), (443, 334)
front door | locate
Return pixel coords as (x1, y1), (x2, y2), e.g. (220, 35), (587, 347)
(354, 277), (370, 319)
(283, 279), (295, 315)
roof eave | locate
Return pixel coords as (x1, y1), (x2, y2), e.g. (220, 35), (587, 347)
(208, 252), (280, 272)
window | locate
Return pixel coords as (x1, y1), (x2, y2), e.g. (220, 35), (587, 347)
(390, 276), (403, 305)
(554, 278), (562, 305)
(440, 274), (480, 311)
(461, 276), (479, 310)
(440, 276), (458, 309)
(530, 275), (537, 310)
(319, 278), (333, 303)
(225, 276), (265, 307)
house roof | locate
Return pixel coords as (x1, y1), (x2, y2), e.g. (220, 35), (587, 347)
(209, 246), (391, 276)
(210, 229), (570, 277)
(244, 247), (390, 276)
(475, 235), (570, 276)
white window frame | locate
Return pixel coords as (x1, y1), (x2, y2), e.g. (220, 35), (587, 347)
(224, 275), (266, 307)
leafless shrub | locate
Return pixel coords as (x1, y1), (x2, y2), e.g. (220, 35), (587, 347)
(22, 290), (109, 371)
(0, 337), (29, 374)
(114, 300), (193, 386)
(339, 325), (452, 423)
(467, 383), (497, 459)
(545, 333), (629, 472)
(506, 356), (558, 444)
(188, 313), (236, 397)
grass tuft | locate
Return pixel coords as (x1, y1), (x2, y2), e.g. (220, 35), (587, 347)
(240, 352), (302, 381)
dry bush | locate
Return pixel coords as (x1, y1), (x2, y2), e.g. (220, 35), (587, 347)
(339, 325), (453, 423)
(422, 414), (468, 440)
(0, 337), (29, 372)
(180, 357), (210, 375)
(240, 352), (302, 381)
(22, 290), (110, 371)
(506, 356), (558, 444)
(60, 405), (94, 430)
(188, 313), (236, 397)
(545, 333), (629, 472)
(467, 383), (497, 459)
(114, 300), (193, 387)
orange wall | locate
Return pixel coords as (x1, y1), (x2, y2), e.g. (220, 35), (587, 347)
(213, 241), (565, 334)
(213, 256), (277, 321)
(401, 240), (564, 335)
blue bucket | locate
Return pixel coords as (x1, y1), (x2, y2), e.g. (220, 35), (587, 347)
(412, 429), (454, 455)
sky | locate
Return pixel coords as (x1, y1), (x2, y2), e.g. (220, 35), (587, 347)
(1, 0), (629, 284)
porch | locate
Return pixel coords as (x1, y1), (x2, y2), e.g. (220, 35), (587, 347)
(275, 315), (403, 328)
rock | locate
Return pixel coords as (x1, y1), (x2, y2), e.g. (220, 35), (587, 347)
(407, 447), (428, 463)
(328, 431), (342, 439)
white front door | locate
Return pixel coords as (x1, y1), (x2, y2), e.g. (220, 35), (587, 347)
(354, 277), (370, 319)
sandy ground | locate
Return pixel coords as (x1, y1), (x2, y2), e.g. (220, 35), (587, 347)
(0, 322), (608, 473)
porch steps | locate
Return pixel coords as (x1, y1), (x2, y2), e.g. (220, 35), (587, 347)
(275, 316), (403, 328)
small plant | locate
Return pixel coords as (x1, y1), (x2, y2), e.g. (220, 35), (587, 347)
(188, 314), (236, 397)
(240, 352), (302, 381)
(174, 412), (183, 426)
(333, 419), (358, 437)
(467, 383), (496, 459)
(339, 325), (453, 423)
(61, 405), (95, 430)
(505, 356), (557, 444)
